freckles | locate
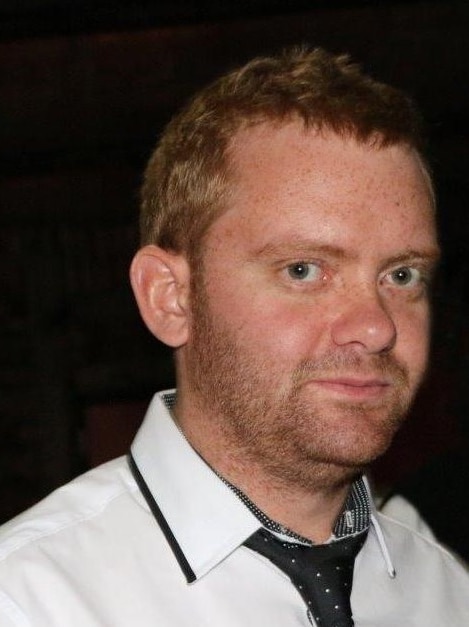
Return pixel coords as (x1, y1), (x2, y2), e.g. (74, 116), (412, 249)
(268, 308), (326, 355)
(396, 310), (430, 360)
(230, 301), (299, 348)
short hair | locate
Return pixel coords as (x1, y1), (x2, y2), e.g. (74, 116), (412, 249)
(140, 46), (427, 256)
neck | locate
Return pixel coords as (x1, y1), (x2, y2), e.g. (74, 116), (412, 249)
(173, 390), (359, 544)
(225, 467), (352, 544)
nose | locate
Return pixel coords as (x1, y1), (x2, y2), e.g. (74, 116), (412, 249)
(331, 291), (397, 354)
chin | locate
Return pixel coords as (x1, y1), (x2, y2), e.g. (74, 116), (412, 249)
(324, 431), (397, 469)
(305, 410), (400, 461)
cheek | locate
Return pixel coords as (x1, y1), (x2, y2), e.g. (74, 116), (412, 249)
(229, 295), (328, 361)
(396, 305), (431, 378)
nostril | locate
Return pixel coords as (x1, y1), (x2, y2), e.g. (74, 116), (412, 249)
(331, 303), (397, 354)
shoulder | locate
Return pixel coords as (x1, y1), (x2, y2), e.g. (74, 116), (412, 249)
(374, 506), (469, 578)
(352, 506), (469, 622)
(378, 493), (436, 540)
(0, 456), (139, 562)
(0, 456), (178, 626)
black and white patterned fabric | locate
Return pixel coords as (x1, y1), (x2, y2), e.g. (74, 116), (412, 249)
(245, 527), (367, 626)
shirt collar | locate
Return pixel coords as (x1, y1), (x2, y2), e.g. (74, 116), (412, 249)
(130, 390), (395, 582)
(130, 390), (261, 582)
(219, 475), (370, 546)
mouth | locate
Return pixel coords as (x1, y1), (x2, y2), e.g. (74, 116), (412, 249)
(307, 377), (391, 400)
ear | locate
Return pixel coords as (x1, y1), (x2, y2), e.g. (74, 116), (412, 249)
(130, 245), (190, 348)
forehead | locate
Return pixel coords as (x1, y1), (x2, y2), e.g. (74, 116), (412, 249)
(209, 121), (437, 256)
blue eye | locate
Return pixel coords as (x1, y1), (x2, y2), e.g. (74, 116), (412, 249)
(286, 262), (321, 282)
(388, 266), (421, 287)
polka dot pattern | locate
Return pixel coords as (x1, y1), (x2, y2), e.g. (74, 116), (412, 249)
(219, 463), (370, 543)
(245, 527), (367, 627)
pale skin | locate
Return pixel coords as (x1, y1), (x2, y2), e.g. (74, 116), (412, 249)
(131, 122), (440, 543)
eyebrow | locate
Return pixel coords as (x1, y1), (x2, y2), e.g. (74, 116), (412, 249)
(252, 240), (352, 261)
(383, 249), (441, 268)
(251, 239), (441, 267)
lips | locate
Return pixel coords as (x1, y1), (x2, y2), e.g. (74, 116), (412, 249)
(306, 377), (391, 399)
(316, 377), (390, 387)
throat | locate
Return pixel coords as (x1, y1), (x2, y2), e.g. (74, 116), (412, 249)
(212, 459), (369, 544)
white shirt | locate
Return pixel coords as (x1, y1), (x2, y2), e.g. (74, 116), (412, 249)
(0, 390), (468, 626)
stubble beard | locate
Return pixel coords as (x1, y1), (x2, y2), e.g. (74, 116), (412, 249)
(185, 282), (418, 492)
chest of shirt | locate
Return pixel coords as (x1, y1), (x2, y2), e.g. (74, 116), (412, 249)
(3, 528), (468, 627)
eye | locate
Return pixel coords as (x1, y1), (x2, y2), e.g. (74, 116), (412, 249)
(286, 262), (322, 282)
(387, 266), (421, 287)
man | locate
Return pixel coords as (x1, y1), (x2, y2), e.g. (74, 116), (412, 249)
(0, 47), (468, 626)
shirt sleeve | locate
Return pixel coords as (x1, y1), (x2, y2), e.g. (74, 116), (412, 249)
(0, 589), (31, 627)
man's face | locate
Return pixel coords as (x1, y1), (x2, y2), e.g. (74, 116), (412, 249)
(184, 122), (439, 486)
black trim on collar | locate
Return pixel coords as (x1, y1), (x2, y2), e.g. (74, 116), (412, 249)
(127, 453), (196, 584)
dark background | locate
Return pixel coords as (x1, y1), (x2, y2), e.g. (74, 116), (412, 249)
(1, 0), (469, 557)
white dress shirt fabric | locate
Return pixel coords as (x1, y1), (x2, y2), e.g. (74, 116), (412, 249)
(0, 390), (468, 626)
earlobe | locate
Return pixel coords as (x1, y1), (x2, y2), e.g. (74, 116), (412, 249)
(129, 245), (190, 348)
